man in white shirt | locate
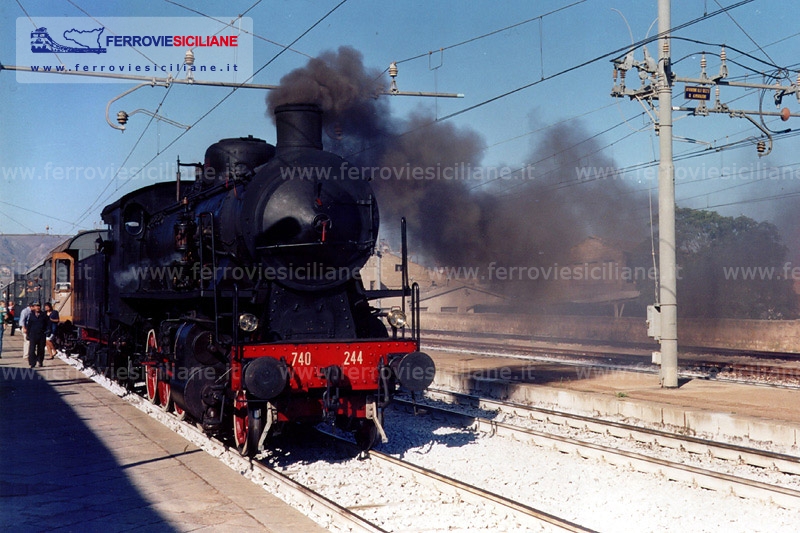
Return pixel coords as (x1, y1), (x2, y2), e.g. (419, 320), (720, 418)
(19, 303), (33, 358)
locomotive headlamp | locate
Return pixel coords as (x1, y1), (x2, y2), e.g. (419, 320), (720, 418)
(238, 313), (259, 332)
(387, 307), (407, 329)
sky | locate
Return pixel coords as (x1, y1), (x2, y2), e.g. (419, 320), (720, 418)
(1, 0), (799, 259)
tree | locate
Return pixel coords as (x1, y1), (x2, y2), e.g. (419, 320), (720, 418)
(629, 208), (797, 318)
(673, 208), (796, 319)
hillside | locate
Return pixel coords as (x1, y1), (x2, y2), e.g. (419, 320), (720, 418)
(0, 234), (72, 288)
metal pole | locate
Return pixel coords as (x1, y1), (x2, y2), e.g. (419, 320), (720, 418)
(657, 0), (678, 387)
(0, 64), (464, 98)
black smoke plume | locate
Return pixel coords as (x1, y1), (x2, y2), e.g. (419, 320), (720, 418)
(267, 46), (647, 301)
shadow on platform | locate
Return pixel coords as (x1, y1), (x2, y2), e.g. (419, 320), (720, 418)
(0, 337), (178, 533)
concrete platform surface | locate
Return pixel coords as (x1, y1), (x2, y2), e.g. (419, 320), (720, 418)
(429, 348), (800, 449)
(0, 334), (328, 533)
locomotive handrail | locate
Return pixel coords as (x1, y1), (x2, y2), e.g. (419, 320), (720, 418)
(412, 282), (421, 341)
(256, 240), (373, 250)
(401, 218), (409, 312)
(232, 283), (240, 362)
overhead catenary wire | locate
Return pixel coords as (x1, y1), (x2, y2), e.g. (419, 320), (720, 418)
(467, 82), (782, 198)
(465, 26), (800, 195)
(15, 0), (66, 68)
(344, 0), (764, 166)
(67, 0), (161, 67)
(163, 0), (314, 59)
(487, 113), (799, 205)
(621, 36), (794, 74)
(0, 200), (77, 228)
(0, 206), (39, 234)
(677, 161), (800, 203)
(387, 1), (799, 222)
(436, 0), (760, 124)
(389, 0), (588, 68)
(68, 3), (282, 229)
(72, 83), (177, 229)
(712, 0), (777, 67)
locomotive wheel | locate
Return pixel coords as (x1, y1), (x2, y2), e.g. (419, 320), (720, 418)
(174, 403), (187, 421)
(232, 392), (248, 451)
(233, 392), (264, 457)
(145, 329), (159, 405)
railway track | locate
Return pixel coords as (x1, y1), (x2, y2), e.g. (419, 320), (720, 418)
(62, 352), (596, 532)
(423, 335), (800, 388)
(318, 431), (597, 533)
(398, 390), (800, 509)
(423, 329), (800, 362)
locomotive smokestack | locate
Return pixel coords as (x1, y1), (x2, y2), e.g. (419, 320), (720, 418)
(274, 103), (323, 152)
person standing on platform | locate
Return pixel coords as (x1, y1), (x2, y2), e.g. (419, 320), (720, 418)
(19, 302), (32, 358)
(43, 302), (59, 359)
(25, 302), (49, 368)
(6, 301), (16, 336)
(0, 300), (5, 357)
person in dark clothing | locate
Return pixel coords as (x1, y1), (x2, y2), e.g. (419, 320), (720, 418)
(0, 299), (5, 357)
(6, 302), (16, 336)
(43, 302), (59, 359)
(24, 302), (49, 368)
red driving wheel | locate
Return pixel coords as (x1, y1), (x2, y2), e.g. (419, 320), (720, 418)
(145, 329), (159, 405)
(158, 376), (173, 412)
(233, 391), (249, 452)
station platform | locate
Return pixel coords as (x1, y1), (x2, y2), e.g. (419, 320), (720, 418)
(427, 348), (800, 451)
(0, 334), (327, 533)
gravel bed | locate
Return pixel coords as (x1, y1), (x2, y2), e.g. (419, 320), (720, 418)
(261, 401), (800, 532)
(373, 404), (799, 532)
(410, 394), (800, 489)
(264, 441), (546, 532)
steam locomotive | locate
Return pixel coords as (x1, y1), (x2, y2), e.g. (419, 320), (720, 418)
(12, 103), (434, 455)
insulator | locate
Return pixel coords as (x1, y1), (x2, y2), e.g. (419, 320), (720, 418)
(184, 49), (195, 66)
(116, 110), (129, 125)
(700, 54), (707, 70)
(756, 140), (766, 154)
(388, 62), (398, 78)
(720, 47), (726, 62)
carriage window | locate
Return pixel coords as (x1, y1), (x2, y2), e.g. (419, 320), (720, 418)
(56, 259), (71, 291)
(123, 204), (146, 235)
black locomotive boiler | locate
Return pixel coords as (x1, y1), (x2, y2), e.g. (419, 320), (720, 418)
(81, 103), (433, 455)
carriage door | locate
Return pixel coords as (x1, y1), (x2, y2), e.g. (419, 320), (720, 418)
(52, 255), (73, 321)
